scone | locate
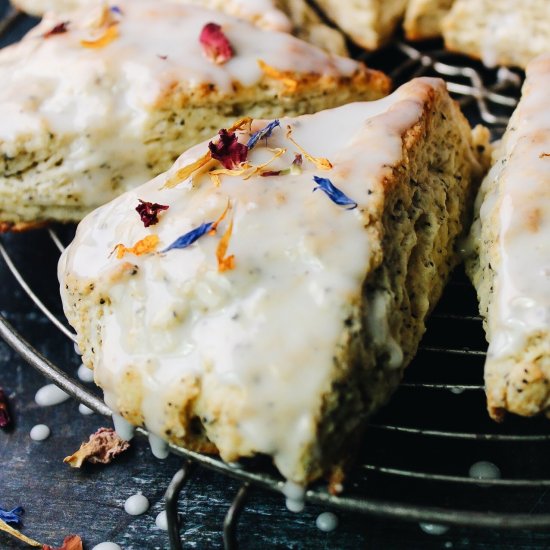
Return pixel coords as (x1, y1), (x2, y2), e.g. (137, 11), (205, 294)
(59, 78), (488, 483)
(11, 0), (348, 56)
(313, 0), (408, 51)
(404, 0), (454, 40)
(442, 0), (550, 68)
(466, 54), (550, 421)
(0, 0), (388, 229)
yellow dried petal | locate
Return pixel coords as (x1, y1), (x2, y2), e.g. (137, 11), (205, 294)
(258, 59), (298, 93)
(244, 147), (286, 180)
(80, 24), (119, 49)
(228, 117), (253, 133)
(114, 234), (159, 259)
(163, 151), (212, 189)
(210, 199), (232, 234)
(216, 217), (235, 272)
(0, 520), (41, 547)
(285, 126), (332, 170)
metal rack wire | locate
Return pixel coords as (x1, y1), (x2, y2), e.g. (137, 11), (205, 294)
(2, 6), (550, 550)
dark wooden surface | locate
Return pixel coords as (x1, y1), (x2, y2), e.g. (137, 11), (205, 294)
(1, 3), (550, 549)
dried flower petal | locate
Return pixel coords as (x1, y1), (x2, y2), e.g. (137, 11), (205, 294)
(199, 23), (233, 65)
(0, 388), (11, 428)
(244, 147), (286, 179)
(0, 506), (23, 526)
(43, 534), (83, 550)
(247, 120), (280, 149)
(216, 216), (235, 272)
(228, 117), (252, 133)
(286, 126), (332, 170)
(80, 24), (118, 49)
(259, 153), (302, 177)
(540, 153), (550, 158)
(110, 6), (123, 15)
(135, 199), (169, 227)
(64, 428), (129, 468)
(210, 200), (232, 234)
(260, 170), (281, 177)
(209, 129), (248, 169)
(313, 176), (357, 210)
(114, 234), (159, 259)
(258, 60), (298, 92)
(162, 222), (214, 252)
(163, 151), (212, 189)
(0, 519), (41, 547)
(43, 22), (69, 38)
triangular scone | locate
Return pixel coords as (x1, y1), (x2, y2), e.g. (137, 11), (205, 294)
(59, 78), (488, 483)
(404, 0), (454, 41)
(313, 0), (407, 51)
(11, 0), (348, 56)
(442, 0), (550, 68)
(467, 55), (550, 421)
(0, 0), (387, 229)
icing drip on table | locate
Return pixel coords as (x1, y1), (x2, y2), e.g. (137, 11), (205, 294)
(35, 384), (70, 406)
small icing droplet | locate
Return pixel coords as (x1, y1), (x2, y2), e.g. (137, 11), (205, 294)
(450, 387), (464, 394)
(92, 543), (122, 550)
(285, 498), (304, 513)
(282, 481), (305, 513)
(78, 404), (94, 415)
(124, 492), (149, 516)
(112, 413), (135, 441)
(316, 512), (338, 532)
(74, 342), (82, 355)
(30, 424), (50, 441)
(77, 364), (94, 383)
(148, 433), (169, 459)
(468, 461), (501, 480)
(419, 523), (450, 535)
(155, 510), (168, 530)
(35, 384), (70, 406)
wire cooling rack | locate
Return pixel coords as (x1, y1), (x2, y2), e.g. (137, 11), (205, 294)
(2, 5), (549, 550)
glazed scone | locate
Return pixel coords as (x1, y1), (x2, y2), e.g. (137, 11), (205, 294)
(404, 0), (454, 40)
(442, 0), (550, 68)
(59, 78), (488, 483)
(11, 0), (348, 55)
(0, 0), (388, 228)
(466, 54), (550, 421)
(313, 0), (408, 51)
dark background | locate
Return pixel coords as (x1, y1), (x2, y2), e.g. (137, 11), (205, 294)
(1, 2), (550, 549)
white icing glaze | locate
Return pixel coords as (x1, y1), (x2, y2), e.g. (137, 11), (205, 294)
(472, 54), (550, 361)
(112, 412), (135, 441)
(35, 384), (70, 406)
(419, 523), (450, 535)
(315, 511), (338, 532)
(124, 492), (150, 515)
(30, 424), (51, 441)
(148, 432), (169, 459)
(77, 363), (95, 382)
(59, 79), (443, 481)
(155, 510), (168, 530)
(468, 460), (501, 480)
(78, 403), (94, 415)
(92, 543), (122, 550)
(0, 0), (361, 209)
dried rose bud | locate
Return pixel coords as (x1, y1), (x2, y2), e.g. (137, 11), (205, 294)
(199, 22), (233, 65)
(0, 388), (11, 428)
(208, 129), (248, 169)
(64, 427), (129, 468)
(135, 199), (169, 227)
(43, 21), (69, 38)
(43, 534), (83, 550)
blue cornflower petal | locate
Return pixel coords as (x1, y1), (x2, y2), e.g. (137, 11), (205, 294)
(0, 506), (24, 526)
(312, 176), (357, 210)
(247, 120), (280, 149)
(161, 222), (214, 252)
(110, 6), (123, 15)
